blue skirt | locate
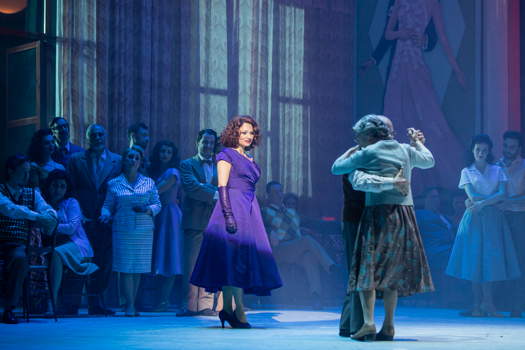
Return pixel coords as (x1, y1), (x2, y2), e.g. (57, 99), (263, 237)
(446, 205), (521, 282)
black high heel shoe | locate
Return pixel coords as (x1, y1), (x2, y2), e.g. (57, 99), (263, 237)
(219, 310), (234, 328)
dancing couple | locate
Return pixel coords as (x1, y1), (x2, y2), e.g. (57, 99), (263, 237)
(332, 114), (435, 341)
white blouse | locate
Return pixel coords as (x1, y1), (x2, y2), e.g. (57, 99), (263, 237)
(459, 164), (507, 196)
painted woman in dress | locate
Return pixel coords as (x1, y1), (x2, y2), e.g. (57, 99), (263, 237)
(446, 134), (520, 317)
(149, 141), (183, 311)
(191, 116), (282, 328)
(99, 147), (161, 316)
(384, 0), (465, 191)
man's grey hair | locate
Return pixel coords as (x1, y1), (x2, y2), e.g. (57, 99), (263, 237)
(86, 123), (106, 137)
(352, 114), (392, 140)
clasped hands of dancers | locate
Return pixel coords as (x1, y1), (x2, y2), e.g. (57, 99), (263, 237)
(192, 114), (434, 340)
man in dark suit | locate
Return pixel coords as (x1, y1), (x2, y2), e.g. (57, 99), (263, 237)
(177, 129), (220, 316)
(338, 175), (365, 337)
(50, 117), (84, 167)
(67, 124), (121, 315)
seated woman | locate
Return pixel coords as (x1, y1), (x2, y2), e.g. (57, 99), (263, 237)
(262, 181), (335, 310)
(42, 170), (98, 311)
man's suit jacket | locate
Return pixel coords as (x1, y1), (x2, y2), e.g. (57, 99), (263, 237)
(67, 149), (122, 220)
(52, 142), (85, 167)
(342, 175), (365, 224)
(180, 155), (218, 232)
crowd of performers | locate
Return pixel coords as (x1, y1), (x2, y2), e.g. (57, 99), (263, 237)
(1, 114), (524, 344)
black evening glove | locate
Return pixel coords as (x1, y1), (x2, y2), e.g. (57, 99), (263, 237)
(219, 186), (237, 234)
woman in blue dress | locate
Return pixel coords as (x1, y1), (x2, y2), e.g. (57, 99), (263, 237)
(149, 141), (183, 311)
(446, 134), (521, 316)
(191, 116), (282, 328)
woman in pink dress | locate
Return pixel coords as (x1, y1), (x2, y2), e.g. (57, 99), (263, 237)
(384, 0), (465, 192)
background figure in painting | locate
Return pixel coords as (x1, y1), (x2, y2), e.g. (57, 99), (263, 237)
(496, 131), (525, 318)
(332, 115), (435, 341)
(262, 181), (334, 310)
(446, 134), (521, 317)
(178, 129), (222, 317)
(191, 116), (282, 328)
(42, 170), (98, 312)
(100, 147), (161, 316)
(67, 124), (121, 315)
(383, 0), (465, 192)
(149, 141), (183, 311)
(360, 0), (437, 87)
(50, 117), (84, 167)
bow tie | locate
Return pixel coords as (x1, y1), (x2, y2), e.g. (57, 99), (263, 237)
(201, 159), (213, 165)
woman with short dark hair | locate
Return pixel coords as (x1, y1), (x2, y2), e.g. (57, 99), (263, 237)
(99, 147), (161, 316)
(43, 170), (98, 312)
(27, 129), (65, 188)
(148, 141), (183, 311)
(446, 134), (521, 317)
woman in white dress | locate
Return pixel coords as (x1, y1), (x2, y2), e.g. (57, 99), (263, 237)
(446, 134), (521, 317)
(100, 147), (161, 316)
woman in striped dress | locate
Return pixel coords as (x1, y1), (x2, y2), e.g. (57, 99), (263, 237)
(100, 147), (161, 316)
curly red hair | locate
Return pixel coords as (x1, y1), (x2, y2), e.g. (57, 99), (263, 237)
(220, 116), (260, 150)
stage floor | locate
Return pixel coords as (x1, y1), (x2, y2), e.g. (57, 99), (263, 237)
(1, 306), (524, 349)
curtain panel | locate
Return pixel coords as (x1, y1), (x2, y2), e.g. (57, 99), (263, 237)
(55, 0), (180, 153)
(55, 0), (355, 219)
(180, 0), (355, 217)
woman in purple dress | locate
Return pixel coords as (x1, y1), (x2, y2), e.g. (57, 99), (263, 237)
(191, 116), (282, 328)
(149, 141), (183, 311)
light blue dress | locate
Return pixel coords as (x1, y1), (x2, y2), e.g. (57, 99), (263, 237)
(152, 168), (183, 276)
(446, 164), (521, 282)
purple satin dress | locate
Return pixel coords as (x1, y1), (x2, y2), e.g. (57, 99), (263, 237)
(191, 148), (282, 296)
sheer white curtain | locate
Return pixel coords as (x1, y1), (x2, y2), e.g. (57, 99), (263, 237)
(54, 0), (98, 147)
(185, 0), (311, 196)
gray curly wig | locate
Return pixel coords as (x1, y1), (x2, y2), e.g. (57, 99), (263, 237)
(352, 114), (393, 140)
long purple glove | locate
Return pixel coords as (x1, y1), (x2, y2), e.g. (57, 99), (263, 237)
(219, 186), (237, 234)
